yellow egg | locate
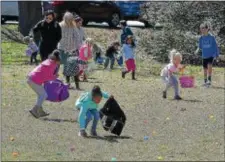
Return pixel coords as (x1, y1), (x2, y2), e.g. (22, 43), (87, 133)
(209, 115), (214, 119)
(10, 137), (14, 141)
(157, 156), (164, 160)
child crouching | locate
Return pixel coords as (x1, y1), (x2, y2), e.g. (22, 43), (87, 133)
(160, 49), (185, 100)
(75, 85), (113, 137)
(27, 50), (61, 118)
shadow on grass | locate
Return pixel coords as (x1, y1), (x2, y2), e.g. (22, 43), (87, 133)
(85, 81), (103, 84)
(104, 135), (132, 139)
(86, 135), (131, 143)
(86, 136), (118, 143)
(211, 86), (225, 90)
(182, 99), (203, 103)
(41, 118), (77, 123)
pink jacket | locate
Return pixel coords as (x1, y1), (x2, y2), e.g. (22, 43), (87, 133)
(28, 59), (59, 85)
(79, 44), (92, 61)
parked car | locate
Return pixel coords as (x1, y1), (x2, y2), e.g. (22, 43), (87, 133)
(1, 1), (19, 24)
(52, 0), (148, 27)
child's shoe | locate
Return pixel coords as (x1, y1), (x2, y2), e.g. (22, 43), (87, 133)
(206, 80), (211, 86)
(38, 107), (50, 117)
(174, 95), (182, 100)
(78, 130), (88, 137)
(122, 71), (126, 78)
(163, 91), (167, 99)
(29, 105), (40, 118)
(90, 130), (98, 137)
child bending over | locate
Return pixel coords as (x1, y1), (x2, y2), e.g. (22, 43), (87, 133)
(75, 85), (113, 137)
(160, 49), (185, 100)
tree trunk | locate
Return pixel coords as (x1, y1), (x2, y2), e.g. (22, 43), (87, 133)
(18, 1), (42, 36)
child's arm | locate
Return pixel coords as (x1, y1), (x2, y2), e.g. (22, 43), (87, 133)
(212, 37), (219, 58)
(101, 91), (111, 99)
(78, 103), (89, 130)
(77, 59), (87, 65)
(33, 21), (42, 34)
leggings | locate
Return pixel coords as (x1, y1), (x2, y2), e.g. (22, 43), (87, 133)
(162, 75), (179, 96)
(27, 79), (47, 107)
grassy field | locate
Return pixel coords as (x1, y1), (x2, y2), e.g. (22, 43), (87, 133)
(1, 24), (224, 161)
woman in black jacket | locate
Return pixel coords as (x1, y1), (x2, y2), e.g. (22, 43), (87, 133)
(33, 10), (62, 61)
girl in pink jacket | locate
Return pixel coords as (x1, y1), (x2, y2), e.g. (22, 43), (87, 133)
(27, 50), (61, 118)
(79, 38), (93, 81)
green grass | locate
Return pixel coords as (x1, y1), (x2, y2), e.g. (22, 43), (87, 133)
(1, 26), (225, 161)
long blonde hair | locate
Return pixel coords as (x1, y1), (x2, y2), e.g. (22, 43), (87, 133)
(59, 12), (76, 28)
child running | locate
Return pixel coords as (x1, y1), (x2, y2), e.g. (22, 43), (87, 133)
(27, 50), (61, 118)
(75, 85), (113, 137)
(63, 50), (87, 90)
(160, 49), (185, 100)
(24, 36), (39, 65)
(121, 35), (136, 80)
(195, 22), (219, 86)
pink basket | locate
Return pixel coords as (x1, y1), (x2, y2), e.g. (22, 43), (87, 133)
(179, 75), (195, 88)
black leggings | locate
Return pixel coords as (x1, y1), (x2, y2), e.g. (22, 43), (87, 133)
(66, 75), (80, 88)
(30, 52), (38, 64)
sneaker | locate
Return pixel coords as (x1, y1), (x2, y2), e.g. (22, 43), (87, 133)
(78, 130), (88, 137)
(206, 81), (211, 86)
(163, 91), (167, 99)
(122, 71), (126, 78)
(90, 130), (98, 136)
(174, 95), (182, 100)
(202, 82), (208, 87)
(29, 105), (40, 118)
(38, 107), (50, 117)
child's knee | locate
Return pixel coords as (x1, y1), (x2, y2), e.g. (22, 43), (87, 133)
(94, 112), (100, 120)
(43, 91), (48, 100)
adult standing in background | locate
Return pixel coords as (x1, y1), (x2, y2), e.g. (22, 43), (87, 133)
(120, 20), (133, 45)
(58, 12), (80, 89)
(58, 12), (79, 65)
(74, 16), (86, 49)
(32, 10), (62, 61)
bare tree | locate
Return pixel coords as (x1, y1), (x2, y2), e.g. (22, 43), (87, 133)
(18, 1), (42, 36)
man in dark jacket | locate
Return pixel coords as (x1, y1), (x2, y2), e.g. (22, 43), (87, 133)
(33, 10), (62, 61)
(120, 20), (133, 45)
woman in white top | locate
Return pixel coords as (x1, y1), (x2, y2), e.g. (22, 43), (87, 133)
(58, 12), (80, 88)
(58, 12), (80, 65)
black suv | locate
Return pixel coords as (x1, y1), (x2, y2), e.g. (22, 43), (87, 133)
(52, 1), (122, 27)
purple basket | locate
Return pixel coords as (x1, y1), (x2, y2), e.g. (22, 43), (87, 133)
(44, 79), (69, 102)
(25, 49), (33, 57)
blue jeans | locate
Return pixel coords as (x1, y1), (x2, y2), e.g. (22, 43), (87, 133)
(85, 109), (100, 132)
(162, 75), (179, 96)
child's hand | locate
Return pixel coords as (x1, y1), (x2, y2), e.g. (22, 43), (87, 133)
(182, 64), (186, 69)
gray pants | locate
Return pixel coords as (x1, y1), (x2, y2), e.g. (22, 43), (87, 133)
(27, 79), (48, 107)
(162, 75), (179, 96)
